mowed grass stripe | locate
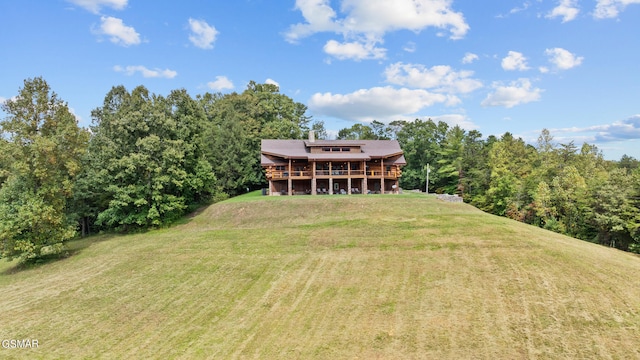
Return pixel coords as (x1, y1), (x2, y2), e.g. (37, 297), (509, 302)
(1, 192), (640, 359)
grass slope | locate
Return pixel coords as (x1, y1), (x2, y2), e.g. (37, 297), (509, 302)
(1, 192), (640, 359)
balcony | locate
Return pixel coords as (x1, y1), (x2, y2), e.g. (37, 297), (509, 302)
(367, 170), (401, 178)
(269, 170), (312, 179)
(315, 169), (365, 177)
(268, 168), (400, 179)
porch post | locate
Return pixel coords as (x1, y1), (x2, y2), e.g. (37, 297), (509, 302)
(288, 158), (293, 196)
(347, 161), (351, 195)
(380, 160), (385, 194)
(363, 160), (368, 194)
(311, 161), (317, 195)
(269, 180), (273, 196)
(329, 161), (333, 195)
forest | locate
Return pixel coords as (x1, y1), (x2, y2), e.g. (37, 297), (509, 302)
(1, 77), (639, 262)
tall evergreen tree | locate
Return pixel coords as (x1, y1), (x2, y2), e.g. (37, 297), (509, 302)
(437, 125), (466, 195)
(461, 130), (489, 201)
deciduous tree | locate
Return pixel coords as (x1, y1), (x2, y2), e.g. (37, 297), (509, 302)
(84, 85), (218, 230)
(0, 77), (89, 261)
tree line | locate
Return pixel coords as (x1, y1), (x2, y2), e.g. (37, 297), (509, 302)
(0, 78), (315, 261)
(1, 77), (639, 261)
(338, 120), (640, 253)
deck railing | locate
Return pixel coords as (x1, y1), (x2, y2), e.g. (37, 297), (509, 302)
(367, 170), (400, 177)
(315, 169), (365, 176)
(270, 169), (400, 179)
(270, 170), (312, 179)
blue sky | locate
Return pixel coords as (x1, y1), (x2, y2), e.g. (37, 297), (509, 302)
(1, 0), (639, 160)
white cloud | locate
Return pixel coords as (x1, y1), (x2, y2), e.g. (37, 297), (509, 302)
(545, 47), (583, 70)
(286, 0), (341, 43)
(462, 52), (479, 64)
(548, 115), (640, 143)
(287, 0), (469, 41)
(308, 86), (452, 122)
(496, 2), (531, 18)
(67, 0), (127, 14)
(384, 62), (482, 95)
(403, 41), (417, 53)
(188, 18), (218, 49)
(97, 16), (141, 46)
(546, 0), (580, 22)
(509, 2), (531, 15)
(429, 114), (479, 130)
(265, 78), (280, 88)
(114, 65), (177, 79)
(207, 76), (234, 91)
(323, 40), (386, 61)
(481, 78), (542, 108)
(594, 115), (640, 141)
(594, 0), (640, 19)
(501, 51), (530, 71)
(286, 0), (469, 60)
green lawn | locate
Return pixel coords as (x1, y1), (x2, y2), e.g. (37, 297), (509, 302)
(1, 192), (640, 359)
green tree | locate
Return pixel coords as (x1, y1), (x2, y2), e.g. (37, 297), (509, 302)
(337, 123), (376, 140)
(371, 120), (392, 140)
(550, 165), (588, 238)
(618, 154), (639, 171)
(0, 77), (89, 261)
(85, 85), (218, 230)
(461, 130), (489, 201)
(310, 120), (328, 140)
(480, 133), (534, 218)
(533, 128), (560, 182)
(199, 82), (311, 195)
(437, 125), (466, 195)
(589, 168), (638, 250)
(531, 181), (560, 230)
(629, 167), (640, 252)
(0, 137), (10, 186)
(395, 119), (449, 191)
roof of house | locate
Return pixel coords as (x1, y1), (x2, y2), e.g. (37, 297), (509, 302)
(261, 139), (406, 165)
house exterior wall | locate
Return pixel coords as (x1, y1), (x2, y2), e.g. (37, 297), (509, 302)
(261, 139), (404, 195)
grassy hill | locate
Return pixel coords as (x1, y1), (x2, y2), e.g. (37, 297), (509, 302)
(1, 192), (639, 359)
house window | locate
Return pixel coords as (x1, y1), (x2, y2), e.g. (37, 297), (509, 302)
(275, 165), (286, 171)
(341, 147), (350, 152)
(322, 147), (330, 152)
(332, 147), (340, 152)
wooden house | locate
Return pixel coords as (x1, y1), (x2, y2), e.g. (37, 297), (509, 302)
(261, 132), (406, 195)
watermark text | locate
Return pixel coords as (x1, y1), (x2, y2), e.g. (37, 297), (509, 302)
(2, 339), (39, 349)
